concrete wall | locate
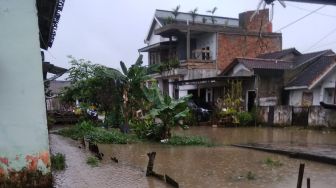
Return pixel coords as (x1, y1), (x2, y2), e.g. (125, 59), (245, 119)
(258, 106), (336, 127)
(0, 0), (51, 185)
(195, 33), (217, 61)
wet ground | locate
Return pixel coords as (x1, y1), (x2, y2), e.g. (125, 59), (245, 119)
(50, 134), (167, 188)
(51, 127), (336, 188)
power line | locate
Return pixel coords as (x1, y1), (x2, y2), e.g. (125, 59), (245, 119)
(304, 26), (336, 52)
(288, 4), (336, 18)
(276, 5), (326, 32)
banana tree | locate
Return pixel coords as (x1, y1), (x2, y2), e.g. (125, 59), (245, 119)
(144, 84), (191, 139)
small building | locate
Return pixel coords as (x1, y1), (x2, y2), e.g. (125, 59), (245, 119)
(46, 80), (71, 111)
(139, 9), (282, 103)
(222, 48), (336, 109)
(285, 55), (336, 106)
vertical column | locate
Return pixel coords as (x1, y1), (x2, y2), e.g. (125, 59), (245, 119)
(186, 27), (190, 60)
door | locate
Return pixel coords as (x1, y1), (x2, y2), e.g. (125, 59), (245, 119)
(247, 91), (256, 112)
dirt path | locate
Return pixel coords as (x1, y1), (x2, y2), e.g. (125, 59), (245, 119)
(49, 134), (167, 188)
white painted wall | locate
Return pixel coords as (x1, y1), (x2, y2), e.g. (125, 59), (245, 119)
(0, 0), (50, 175)
(289, 90), (303, 106)
(195, 33), (217, 60)
(148, 21), (168, 45)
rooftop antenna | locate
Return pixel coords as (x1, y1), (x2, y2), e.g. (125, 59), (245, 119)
(251, 0), (286, 21)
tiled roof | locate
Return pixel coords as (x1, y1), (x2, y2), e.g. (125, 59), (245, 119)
(291, 50), (334, 68)
(286, 55), (336, 89)
(236, 58), (293, 70)
(257, 48), (301, 60)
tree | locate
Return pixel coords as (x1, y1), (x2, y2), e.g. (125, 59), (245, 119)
(61, 56), (124, 124)
(115, 55), (150, 132)
(189, 8), (198, 24)
(172, 5), (181, 22)
(207, 7), (218, 24)
(143, 84), (191, 140)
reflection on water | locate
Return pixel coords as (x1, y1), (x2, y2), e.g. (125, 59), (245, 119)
(99, 127), (336, 188)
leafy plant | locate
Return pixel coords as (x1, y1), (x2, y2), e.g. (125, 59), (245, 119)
(51, 153), (66, 171)
(237, 112), (253, 126)
(142, 84), (191, 140)
(172, 5), (181, 21)
(59, 121), (137, 144)
(264, 157), (283, 167)
(166, 135), (212, 146)
(207, 7), (218, 24)
(246, 171), (256, 180)
(190, 8), (198, 24)
(86, 156), (99, 167)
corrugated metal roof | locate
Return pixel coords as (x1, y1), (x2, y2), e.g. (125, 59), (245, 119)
(237, 58), (293, 70)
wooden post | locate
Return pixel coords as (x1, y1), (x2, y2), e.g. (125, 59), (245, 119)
(297, 163), (305, 188)
(165, 174), (179, 188)
(146, 152), (156, 176)
(307, 178), (310, 188)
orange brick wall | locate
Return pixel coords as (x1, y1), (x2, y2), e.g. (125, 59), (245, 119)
(217, 33), (282, 70)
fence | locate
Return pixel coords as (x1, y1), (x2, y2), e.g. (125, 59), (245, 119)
(257, 105), (336, 127)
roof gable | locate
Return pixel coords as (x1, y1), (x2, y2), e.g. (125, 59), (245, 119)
(285, 55), (336, 90)
(257, 48), (301, 60)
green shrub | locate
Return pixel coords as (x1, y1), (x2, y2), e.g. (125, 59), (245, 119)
(246, 171), (256, 180)
(51, 153), (66, 171)
(264, 157), (283, 167)
(86, 156), (99, 167)
(237, 112), (253, 126)
(166, 135), (213, 146)
(59, 121), (137, 144)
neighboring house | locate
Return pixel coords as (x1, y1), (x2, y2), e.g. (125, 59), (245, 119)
(139, 9), (282, 102)
(0, 0), (64, 186)
(46, 80), (71, 111)
(222, 48), (336, 109)
(285, 55), (336, 106)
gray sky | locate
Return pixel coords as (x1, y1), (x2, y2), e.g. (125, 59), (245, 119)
(45, 0), (336, 73)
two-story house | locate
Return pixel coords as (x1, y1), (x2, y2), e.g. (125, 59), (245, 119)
(139, 9), (282, 105)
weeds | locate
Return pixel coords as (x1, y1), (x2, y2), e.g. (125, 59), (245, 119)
(59, 121), (137, 144)
(264, 157), (283, 167)
(166, 135), (213, 146)
(246, 171), (256, 180)
(86, 156), (99, 167)
(51, 153), (66, 171)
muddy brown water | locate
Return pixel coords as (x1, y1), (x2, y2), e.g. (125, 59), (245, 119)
(98, 127), (336, 188)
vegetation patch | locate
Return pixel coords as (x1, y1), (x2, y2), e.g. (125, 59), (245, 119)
(263, 157), (283, 167)
(59, 121), (137, 144)
(51, 153), (66, 171)
(246, 171), (256, 180)
(86, 156), (99, 167)
(166, 135), (213, 146)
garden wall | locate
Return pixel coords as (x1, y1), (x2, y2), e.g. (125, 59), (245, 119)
(257, 106), (336, 127)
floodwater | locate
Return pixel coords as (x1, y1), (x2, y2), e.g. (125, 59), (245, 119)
(97, 127), (336, 188)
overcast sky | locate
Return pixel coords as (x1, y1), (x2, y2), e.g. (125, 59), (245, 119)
(45, 0), (336, 73)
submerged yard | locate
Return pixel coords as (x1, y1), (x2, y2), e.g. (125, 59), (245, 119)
(51, 126), (336, 188)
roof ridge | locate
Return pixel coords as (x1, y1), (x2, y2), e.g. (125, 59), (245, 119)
(236, 57), (293, 63)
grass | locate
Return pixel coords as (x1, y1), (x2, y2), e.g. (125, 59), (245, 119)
(246, 171), (256, 180)
(86, 156), (99, 167)
(263, 157), (283, 167)
(59, 121), (137, 144)
(166, 135), (213, 146)
(51, 153), (66, 171)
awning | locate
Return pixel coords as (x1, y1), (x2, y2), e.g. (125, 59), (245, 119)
(138, 41), (177, 52)
(173, 75), (254, 85)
